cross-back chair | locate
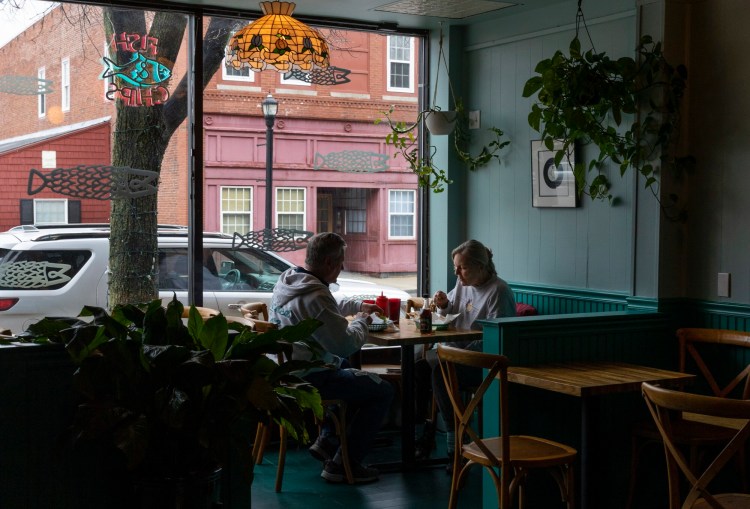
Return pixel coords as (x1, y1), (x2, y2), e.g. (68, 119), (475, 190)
(642, 382), (750, 509)
(181, 306), (220, 319)
(436, 344), (576, 509)
(627, 328), (750, 508)
(241, 301), (269, 321)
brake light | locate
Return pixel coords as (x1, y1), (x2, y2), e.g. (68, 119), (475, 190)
(0, 298), (19, 311)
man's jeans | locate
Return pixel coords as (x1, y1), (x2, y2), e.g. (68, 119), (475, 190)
(305, 365), (394, 465)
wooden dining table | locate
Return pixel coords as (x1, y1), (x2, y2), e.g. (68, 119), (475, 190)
(506, 361), (696, 509)
(366, 319), (483, 469)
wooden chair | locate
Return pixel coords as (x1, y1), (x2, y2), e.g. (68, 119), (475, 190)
(244, 317), (276, 332)
(241, 301), (269, 321)
(181, 306), (220, 319)
(436, 344), (576, 509)
(642, 382), (750, 509)
(627, 328), (750, 508)
(251, 346), (354, 491)
(406, 297), (424, 316)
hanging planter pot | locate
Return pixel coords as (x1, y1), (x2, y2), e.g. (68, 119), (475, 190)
(424, 109), (457, 135)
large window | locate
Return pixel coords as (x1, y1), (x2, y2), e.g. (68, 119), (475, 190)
(276, 187), (306, 230)
(387, 35), (413, 92)
(389, 189), (415, 238)
(34, 199), (68, 224)
(221, 186), (252, 234)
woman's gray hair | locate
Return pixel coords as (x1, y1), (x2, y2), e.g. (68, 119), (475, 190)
(451, 239), (497, 278)
(305, 232), (347, 269)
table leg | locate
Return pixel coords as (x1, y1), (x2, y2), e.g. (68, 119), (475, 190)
(580, 397), (590, 509)
(580, 396), (604, 509)
(400, 344), (416, 467)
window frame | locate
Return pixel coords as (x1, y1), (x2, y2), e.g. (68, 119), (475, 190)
(388, 189), (416, 240)
(61, 57), (70, 111)
(220, 185), (253, 234)
(386, 35), (414, 93)
(33, 198), (69, 225)
(37, 66), (46, 117)
(275, 186), (306, 231)
(221, 56), (256, 82)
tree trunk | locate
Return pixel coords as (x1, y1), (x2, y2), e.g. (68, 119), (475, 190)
(104, 8), (235, 307)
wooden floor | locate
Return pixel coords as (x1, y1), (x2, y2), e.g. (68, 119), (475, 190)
(250, 429), (482, 509)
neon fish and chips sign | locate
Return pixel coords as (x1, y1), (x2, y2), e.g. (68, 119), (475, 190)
(102, 32), (172, 107)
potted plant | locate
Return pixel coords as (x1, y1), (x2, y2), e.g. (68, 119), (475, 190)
(375, 27), (510, 193)
(523, 34), (693, 218)
(17, 296), (325, 509)
(377, 101), (509, 192)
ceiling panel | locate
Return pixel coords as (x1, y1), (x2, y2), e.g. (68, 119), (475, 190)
(115, 0), (565, 31)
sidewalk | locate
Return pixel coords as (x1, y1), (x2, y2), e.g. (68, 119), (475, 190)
(341, 271), (417, 294)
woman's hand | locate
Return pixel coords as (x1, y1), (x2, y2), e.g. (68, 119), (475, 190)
(433, 290), (449, 309)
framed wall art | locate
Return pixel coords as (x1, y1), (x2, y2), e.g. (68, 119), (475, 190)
(531, 140), (577, 208)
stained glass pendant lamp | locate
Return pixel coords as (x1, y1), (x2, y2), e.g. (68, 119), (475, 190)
(226, 1), (330, 73)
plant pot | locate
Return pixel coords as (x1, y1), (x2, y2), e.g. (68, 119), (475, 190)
(424, 110), (457, 135)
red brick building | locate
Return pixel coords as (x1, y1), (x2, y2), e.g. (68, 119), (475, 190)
(0, 4), (421, 274)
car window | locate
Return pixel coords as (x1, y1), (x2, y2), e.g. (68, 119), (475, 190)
(207, 246), (290, 292)
(158, 248), (226, 291)
(0, 249), (93, 290)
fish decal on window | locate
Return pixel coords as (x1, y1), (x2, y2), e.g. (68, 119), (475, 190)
(101, 53), (172, 88)
(27, 165), (159, 200)
(0, 76), (54, 95)
(0, 261), (72, 289)
(313, 150), (389, 173)
(232, 229), (314, 252)
(283, 66), (351, 86)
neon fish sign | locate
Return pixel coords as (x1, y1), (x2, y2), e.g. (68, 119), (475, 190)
(102, 32), (173, 107)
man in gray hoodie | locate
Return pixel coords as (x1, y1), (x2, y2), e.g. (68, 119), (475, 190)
(270, 232), (394, 484)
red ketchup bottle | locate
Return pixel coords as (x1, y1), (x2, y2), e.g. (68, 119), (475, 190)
(375, 292), (389, 318)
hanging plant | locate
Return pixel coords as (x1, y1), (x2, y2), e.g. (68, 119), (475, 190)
(377, 103), (509, 192)
(523, 7), (693, 218)
(376, 26), (509, 193)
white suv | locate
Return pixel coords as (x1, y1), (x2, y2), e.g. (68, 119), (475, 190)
(0, 225), (411, 334)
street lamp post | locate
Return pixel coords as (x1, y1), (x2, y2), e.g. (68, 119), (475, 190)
(261, 93), (278, 235)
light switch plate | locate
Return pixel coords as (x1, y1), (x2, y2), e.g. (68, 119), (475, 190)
(468, 110), (480, 130)
(718, 272), (731, 297)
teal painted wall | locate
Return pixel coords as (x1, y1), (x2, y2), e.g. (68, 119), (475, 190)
(430, 0), (750, 308)
(428, 1), (644, 298)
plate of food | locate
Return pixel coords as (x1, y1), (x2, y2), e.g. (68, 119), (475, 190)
(368, 314), (390, 331)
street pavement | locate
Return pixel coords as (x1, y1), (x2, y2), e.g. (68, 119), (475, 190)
(341, 271), (417, 295)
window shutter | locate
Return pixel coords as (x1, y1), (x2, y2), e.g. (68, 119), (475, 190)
(20, 200), (33, 225)
(68, 200), (81, 223)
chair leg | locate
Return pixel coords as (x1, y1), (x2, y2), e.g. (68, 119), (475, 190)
(447, 455), (462, 509)
(321, 400), (354, 484)
(274, 426), (287, 492)
(565, 464), (575, 509)
(625, 433), (655, 509)
(251, 422), (268, 465)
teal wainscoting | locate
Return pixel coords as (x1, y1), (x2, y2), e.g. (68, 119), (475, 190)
(509, 282), (656, 315)
(661, 298), (750, 331)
